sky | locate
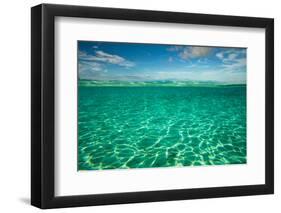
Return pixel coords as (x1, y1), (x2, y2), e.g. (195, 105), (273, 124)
(78, 41), (246, 83)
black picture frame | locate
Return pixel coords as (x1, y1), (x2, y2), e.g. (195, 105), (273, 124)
(31, 3), (274, 209)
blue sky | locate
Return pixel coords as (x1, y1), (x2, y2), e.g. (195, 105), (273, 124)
(78, 41), (246, 83)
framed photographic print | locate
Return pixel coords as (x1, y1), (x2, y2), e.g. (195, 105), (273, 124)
(31, 4), (274, 209)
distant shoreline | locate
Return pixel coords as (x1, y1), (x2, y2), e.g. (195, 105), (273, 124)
(78, 80), (246, 88)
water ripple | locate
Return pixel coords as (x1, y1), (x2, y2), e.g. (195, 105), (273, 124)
(78, 86), (246, 170)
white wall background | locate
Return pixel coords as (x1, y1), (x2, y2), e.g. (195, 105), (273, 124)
(0, 0), (278, 212)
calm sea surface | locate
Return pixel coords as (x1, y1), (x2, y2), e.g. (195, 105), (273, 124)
(78, 86), (246, 170)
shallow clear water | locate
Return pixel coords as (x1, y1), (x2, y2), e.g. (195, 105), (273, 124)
(78, 86), (246, 170)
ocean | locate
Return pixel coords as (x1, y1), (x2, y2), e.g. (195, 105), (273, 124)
(78, 83), (246, 170)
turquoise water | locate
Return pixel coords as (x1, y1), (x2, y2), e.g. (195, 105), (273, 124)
(78, 84), (246, 170)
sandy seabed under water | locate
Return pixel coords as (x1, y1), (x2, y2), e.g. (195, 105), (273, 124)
(78, 86), (246, 170)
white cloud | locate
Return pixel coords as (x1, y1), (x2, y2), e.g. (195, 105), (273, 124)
(168, 46), (212, 60)
(216, 49), (246, 74)
(216, 52), (224, 60)
(168, 57), (173, 62)
(188, 47), (212, 58)
(79, 50), (135, 68)
(79, 61), (102, 72)
(167, 45), (183, 52)
(79, 61), (106, 79)
(222, 58), (246, 72)
(228, 53), (237, 61)
(216, 49), (245, 63)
